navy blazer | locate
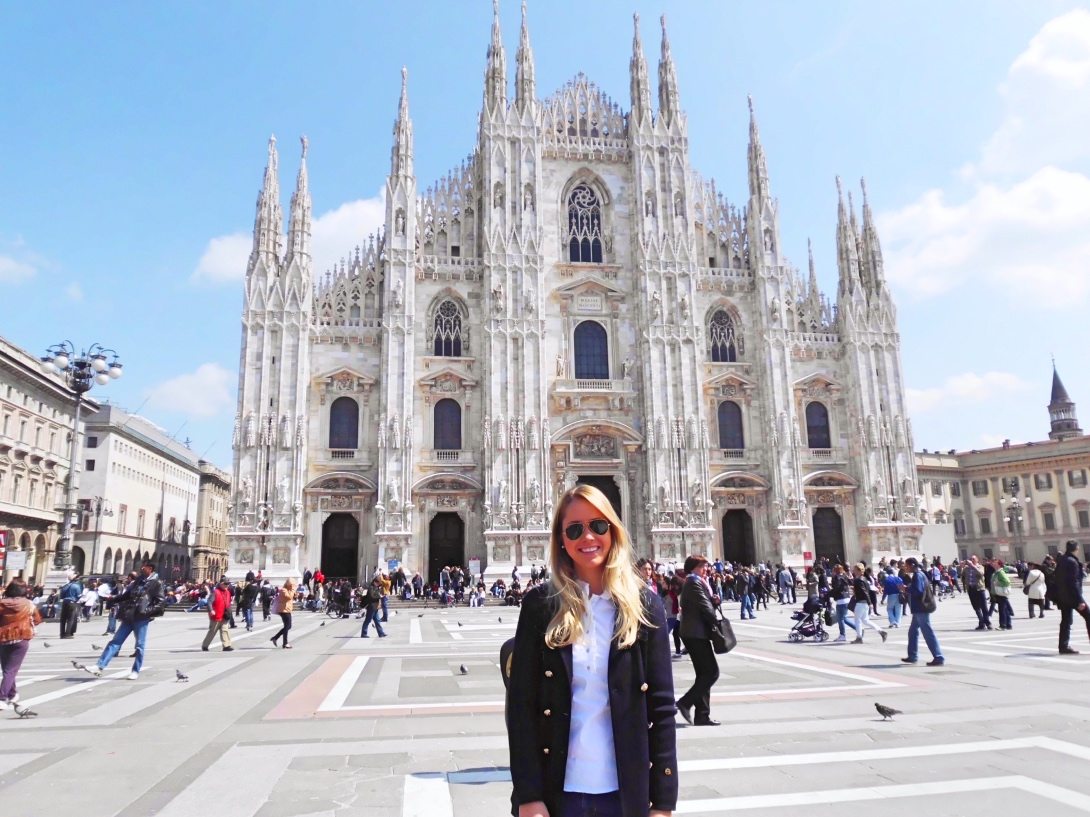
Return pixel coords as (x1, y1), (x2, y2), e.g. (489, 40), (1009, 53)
(507, 584), (678, 817)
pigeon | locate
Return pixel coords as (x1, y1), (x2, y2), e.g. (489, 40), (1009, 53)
(459, 664), (468, 675)
(43, 641), (51, 648)
(71, 660), (86, 671)
(320, 622), (326, 627)
(417, 614), (424, 618)
(92, 643), (102, 650)
(392, 610), (397, 616)
(175, 670), (189, 682)
(875, 702), (902, 721)
(457, 622), (463, 627)
(12, 703), (38, 718)
(498, 617), (503, 623)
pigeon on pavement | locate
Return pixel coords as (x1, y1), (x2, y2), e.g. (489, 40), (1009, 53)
(459, 664), (468, 675)
(12, 703), (38, 718)
(320, 622), (326, 627)
(498, 616), (503, 623)
(42, 641), (51, 648)
(176, 670), (189, 682)
(71, 660), (86, 671)
(875, 702), (902, 720)
(92, 643), (102, 650)
(417, 614), (424, 618)
(457, 622), (463, 627)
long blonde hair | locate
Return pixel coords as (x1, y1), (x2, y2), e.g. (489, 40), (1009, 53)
(544, 484), (651, 649)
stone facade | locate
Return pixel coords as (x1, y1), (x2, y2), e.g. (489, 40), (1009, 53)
(917, 368), (1090, 564)
(228, 8), (920, 583)
(0, 334), (89, 586)
(195, 461), (231, 581)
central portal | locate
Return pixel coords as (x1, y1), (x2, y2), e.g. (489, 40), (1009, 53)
(428, 512), (465, 584)
(575, 475), (622, 519)
(321, 513), (360, 581)
(812, 507), (845, 563)
(721, 509), (756, 565)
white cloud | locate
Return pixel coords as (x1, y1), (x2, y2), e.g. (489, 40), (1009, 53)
(65, 282), (84, 301)
(190, 233), (251, 285)
(0, 254), (36, 283)
(145, 363), (234, 419)
(190, 192), (386, 286)
(907, 371), (1030, 414)
(880, 10), (1090, 308)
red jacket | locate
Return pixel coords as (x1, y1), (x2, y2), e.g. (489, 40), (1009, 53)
(313, 570), (325, 585)
(209, 587), (231, 621)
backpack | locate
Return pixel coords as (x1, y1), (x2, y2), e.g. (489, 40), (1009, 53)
(920, 575), (937, 613)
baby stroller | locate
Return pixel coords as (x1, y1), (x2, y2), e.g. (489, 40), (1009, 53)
(788, 597), (829, 642)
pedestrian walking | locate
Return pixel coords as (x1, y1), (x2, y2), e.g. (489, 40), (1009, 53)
(881, 567), (905, 627)
(269, 579), (295, 649)
(360, 576), (387, 638)
(58, 572), (83, 639)
(507, 483), (677, 817)
(677, 554), (723, 726)
(201, 579), (235, 652)
(0, 578), (44, 709)
(239, 579), (258, 631)
(830, 564), (853, 641)
(86, 560), (164, 680)
(901, 557), (945, 666)
(260, 579), (273, 621)
(848, 564), (888, 644)
(1055, 540), (1090, 655)
(963, 555), (992, 630)
(1024, 562), (1047, 619)
(992, 560), (1014, 629)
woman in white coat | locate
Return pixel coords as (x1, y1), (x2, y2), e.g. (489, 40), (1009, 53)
(1024, 563), (1047, 619)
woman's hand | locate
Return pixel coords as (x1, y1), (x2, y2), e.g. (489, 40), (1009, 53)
(518, 801), (549, 817)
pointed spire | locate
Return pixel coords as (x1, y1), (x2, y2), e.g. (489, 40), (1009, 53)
(746, 96), (770, 201)
(835, 176), (863, 301)
(657, 15), (681, 124)
(807, 238), (818, 297)
(286, 135), (311, 265)
(251, 134), (283, 265)
(483, 0), (507, 114)
(514, 0), (535, 113)
(629, 13), (652, 125)
(859, 177), (887, 292)
(1049, 361), (1083, 440)
(391, 67), (414, 177)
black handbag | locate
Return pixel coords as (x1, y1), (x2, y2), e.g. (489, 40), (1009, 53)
(710, 606), (737, 654)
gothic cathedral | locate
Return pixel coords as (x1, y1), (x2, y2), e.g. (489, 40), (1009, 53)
(227, 6), (921, 584)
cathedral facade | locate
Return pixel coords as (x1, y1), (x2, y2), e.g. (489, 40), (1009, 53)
(227, 7), (922, 584)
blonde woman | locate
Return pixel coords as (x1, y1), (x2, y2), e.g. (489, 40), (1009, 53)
(507, 484), (677, 817)
(270, 578), (295, 649)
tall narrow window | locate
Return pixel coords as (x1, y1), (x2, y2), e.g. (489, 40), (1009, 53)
(709, 310), (740, 362)
(567, 184), (603, 263)
(573, 321), (609, 379)
(717, 401), (744, 450)
(328, 396), (359, 449)
(433, 399), (462, 450)
(805, 402), (831, 449)
(432, 300), (463, 356)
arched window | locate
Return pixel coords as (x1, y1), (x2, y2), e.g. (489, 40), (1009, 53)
(329, 396), (359, 449)
(573, 321), (609, 380)
(432, 299), (464, 357)
(567, 183), (603, 263)
(433, 398), (462, 450)
(102, 547), (113, 574)
(717, 401), (744, 450)
(709, 310), (741, 362)
(805, 402), (831, 449)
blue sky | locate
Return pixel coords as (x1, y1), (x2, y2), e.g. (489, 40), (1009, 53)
(2, 1), (1088, 469)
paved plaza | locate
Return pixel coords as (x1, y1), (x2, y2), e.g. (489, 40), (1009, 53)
(3, 596), (1090, 816)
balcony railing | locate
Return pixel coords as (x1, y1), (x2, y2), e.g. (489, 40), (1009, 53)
(329, 449), (356, 460)
(805, 448), (845, 462)
(554, 378), (634, 392)
(426, 449), (475, 465)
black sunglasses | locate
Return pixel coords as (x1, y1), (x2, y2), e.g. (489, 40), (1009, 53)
(564, 519), (611, 541)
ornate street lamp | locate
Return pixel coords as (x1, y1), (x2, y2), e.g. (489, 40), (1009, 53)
(41, 342), (123, 574)
(1000, 478), (1031, 559)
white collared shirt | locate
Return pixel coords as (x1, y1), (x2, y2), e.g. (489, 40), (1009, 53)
(564, 585), (619, 793)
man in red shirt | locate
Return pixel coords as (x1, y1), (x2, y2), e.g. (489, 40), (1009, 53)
(201, 579), (235, 652)
(313, 568), (325, 587)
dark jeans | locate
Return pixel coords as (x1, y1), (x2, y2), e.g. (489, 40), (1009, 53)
(1059, 603), (1090, 650)
(678, 636), (719, 723)
(969, 588), (991, 627)
(361, 605), (386, 637)
(558, 791), (623, 817)
(1028, 599), (1046, 617)
(0, 640), (30, 700)
(272, 612), (292, 645)
(996, 596), (1014, 628)
(60, 599), (80, 637)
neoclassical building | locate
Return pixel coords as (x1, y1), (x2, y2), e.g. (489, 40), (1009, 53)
(227, 7), (921, 583)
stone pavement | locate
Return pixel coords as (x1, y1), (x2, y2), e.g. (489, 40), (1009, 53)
(3, 594), (1090, 816)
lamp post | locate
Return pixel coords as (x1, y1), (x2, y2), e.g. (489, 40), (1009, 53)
(1000, 478), (1031, 559)
(90, 496), (114, 576)
(41, 342), (123, 579)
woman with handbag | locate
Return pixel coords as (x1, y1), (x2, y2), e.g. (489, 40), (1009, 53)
(0, 578), (43, 709)
(677, 554), (723, 727)
(507, 484), (677, 817)
(269, 578), (296, 648)
(1025, 562), (1047, 618)
(992, 560), (1014, 629)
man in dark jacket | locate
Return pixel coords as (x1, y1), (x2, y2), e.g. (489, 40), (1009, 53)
(901, 557), (944, 666)
(1056, 540), (1090, 655)
(676, 555), (721, 726)
(84, 560), (163, 680)
(58, 572), (84, 638)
